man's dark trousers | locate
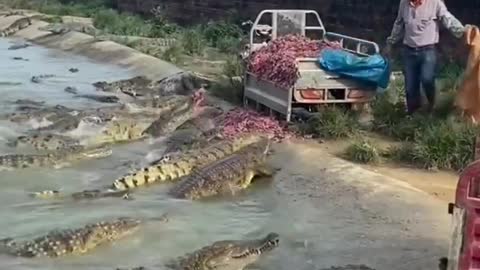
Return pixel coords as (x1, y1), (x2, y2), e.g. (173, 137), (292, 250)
(402, 45), (437, 114)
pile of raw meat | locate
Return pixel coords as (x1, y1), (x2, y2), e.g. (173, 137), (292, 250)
(247, 34), (342, 89)
(218, 108), (293, 142)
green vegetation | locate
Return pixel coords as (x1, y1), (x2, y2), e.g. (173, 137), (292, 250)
(209, 57), (245, 104)
(344, 137), (381, 164)
(301, 106), (360, 139)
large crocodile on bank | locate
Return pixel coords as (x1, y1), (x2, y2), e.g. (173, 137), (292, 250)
(168, 137), (274, 200)
(116, 232), (280, 270)
(93, 71), (205, 98)
(0, 215), (167, 258)
(110, 133), (266, 191)
(0, 16), (32, 37)
(0, 144), (112, 170)
(38, 22), (99, 36)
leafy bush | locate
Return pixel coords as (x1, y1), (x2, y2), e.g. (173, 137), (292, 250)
(302, 106), (360, 139)
(222, 56), (244, 78)
(161, 44), (184, 65)
(409, 118), (479, 170)
(180, 28), (205, 55)
(216, 36), (242, 54)
(209, 78), (244, 105)
(344, 137), (381, 164)
(93, 9), (152, 36)
(202, 21), (243, 48)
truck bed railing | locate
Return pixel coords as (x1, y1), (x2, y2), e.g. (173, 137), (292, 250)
(325, 32), (380, 56)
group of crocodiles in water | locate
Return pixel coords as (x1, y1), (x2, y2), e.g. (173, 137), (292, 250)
(0, 71), (283, 269)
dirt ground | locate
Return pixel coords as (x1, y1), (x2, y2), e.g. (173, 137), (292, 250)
(316, 138), (458, 203)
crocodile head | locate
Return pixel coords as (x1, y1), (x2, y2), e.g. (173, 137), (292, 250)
(82, 217), (141, 250)
(142, 89), (206, 137)
(173, 232), (280, 270)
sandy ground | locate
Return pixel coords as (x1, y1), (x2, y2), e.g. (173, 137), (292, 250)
(0, 13), (456, 269)
(316, 139), (458, 203)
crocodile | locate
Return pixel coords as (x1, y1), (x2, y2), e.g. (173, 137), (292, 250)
(0, 10), (26, 17)
(116, 232), (280, 270)
(0, 144), (112, 170)
(11, 56), (28, 61)
(82, 94), (200, 145)
(93, 34), (177, 48)
(124, 94), (191, 114)
(110, 133), (266, 191)
(11, 99), (45, 107)
(8, 42), (31, 50)
(69, 68), (79, 73)
(168, 137), (273, 200)
(74, 94), (120, 103)
(7, 133), (80, 152)
(148, 71), (204, 96)
(30, 74), (56, 84)
(2, 104), (74, 124)
(64, 86), (78, 94)
(38, 22), (99, 36)
(29, 188), (132, 201)
(85, 113), (158, 145)
(93, 76), (152, 95)
(161, 128), (220, 156)
(142, 89), (206, 137)
(34, 114), (81, 133)
(0, 16), (32, 37)
(0, 216), (167, 258)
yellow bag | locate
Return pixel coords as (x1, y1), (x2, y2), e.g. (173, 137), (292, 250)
(455, 26), (480, 123)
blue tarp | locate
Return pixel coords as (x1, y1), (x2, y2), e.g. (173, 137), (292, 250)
(317, 48), (391, 91)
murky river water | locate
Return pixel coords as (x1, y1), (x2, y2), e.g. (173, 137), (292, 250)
(0, 38), (282, 270)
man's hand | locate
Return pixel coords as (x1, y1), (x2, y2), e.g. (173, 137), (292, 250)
(464, 24), (473, 33)
(382, 44), (392, 59)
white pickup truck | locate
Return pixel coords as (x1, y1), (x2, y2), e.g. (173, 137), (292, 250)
(242, 9), (381, 121)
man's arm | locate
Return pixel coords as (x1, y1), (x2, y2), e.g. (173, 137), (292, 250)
(386, 0), (405, 45)
(437, 0), (465, 38)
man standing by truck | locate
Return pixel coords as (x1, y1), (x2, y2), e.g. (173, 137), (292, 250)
(384, 0), (469, 115)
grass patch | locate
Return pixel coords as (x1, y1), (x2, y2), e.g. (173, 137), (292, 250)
(344, 137), (381, 164)
(202, 21), (243, 49)
(160, 44), (184, 65)
(93, 9), (152, 36)
(408, 118), (478, 170)
(208, 78), (243, 105)
(301, 106), (360, 139)
(180, 27), (206, 56)
(383, 118), (479, 170)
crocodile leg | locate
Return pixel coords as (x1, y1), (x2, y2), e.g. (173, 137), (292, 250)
(255, 164), (276, 177)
